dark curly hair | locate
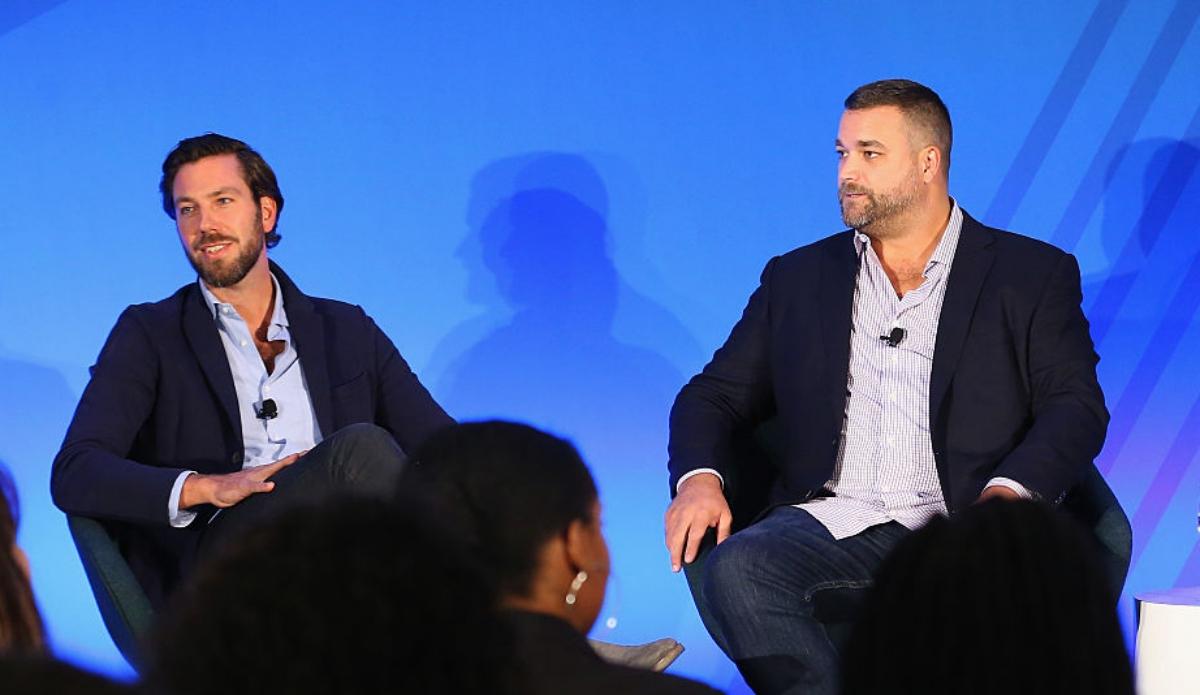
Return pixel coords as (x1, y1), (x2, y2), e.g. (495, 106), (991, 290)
(403, 421), (599, 599)
(147, 495), (514, 695)
(159, 133), (284, 248)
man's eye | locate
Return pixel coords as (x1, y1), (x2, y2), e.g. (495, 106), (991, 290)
(217, 197), (233, 205)
(179, 206), (194, 216)
(864, 151), (880, 159)
(836, 150), (848, 159)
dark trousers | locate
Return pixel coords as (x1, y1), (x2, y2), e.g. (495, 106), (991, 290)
(199, 423), (407, 557)
(701, 506), (908, 695)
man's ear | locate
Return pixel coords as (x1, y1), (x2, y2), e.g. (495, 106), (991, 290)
(921, 146), (942, 183)
(259, 196), (278, 233)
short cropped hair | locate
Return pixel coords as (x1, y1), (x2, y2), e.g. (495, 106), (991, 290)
(159, 133), (284, 248)
(845, 79), (952, 174)
(405, 421), (599, 599)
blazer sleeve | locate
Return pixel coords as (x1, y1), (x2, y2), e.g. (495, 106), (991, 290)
(992, 253), (1109, 500)
(51, 308), (191, 525)
(367, 314), (455, 454)
(667, 257), (779, 491)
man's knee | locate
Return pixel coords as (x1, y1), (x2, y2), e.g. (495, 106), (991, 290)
(702, 532), (770, 616)
(325, 423), (406, 484)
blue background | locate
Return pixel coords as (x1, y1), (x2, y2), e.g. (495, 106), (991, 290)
(1, 2), (1198, 691)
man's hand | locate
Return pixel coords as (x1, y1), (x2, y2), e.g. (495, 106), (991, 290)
(976, 484), (1022, 504)
(665, 473), (732, 573)
(180, 452), (304, 510)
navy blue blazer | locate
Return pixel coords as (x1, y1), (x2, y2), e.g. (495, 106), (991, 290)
(52, 262), (453, 604)
(668, 211), (1108, 513)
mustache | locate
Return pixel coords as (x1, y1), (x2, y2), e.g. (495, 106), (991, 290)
(839, 183), (871, 197)
(193, 234), (237, 252)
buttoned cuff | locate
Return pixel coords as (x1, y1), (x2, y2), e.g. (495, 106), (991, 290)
(985, 476), (1036, 500)
(169, 471), (199, 528)
(677, 468), (725, 493)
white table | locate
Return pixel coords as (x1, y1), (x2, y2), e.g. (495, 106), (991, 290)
(1136, 588), (1200, 695)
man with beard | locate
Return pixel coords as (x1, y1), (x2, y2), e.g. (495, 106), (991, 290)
(52, 134), (453, 608)
(664, 80), (1107, 694)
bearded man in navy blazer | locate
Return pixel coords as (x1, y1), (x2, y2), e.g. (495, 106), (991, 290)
(664, 80), (1107, 694)
(52, 134), (453, 608)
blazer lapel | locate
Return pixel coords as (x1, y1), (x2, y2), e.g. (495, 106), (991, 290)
(929, 213), (996, 421)
(181, 284), (242, 446)
(819, 231), (860, 384)
(273, 262), (335, 438)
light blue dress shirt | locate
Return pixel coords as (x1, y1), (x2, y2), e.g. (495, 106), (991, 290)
(167, 273), (322, 526)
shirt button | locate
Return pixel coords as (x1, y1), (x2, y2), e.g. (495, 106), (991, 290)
(222, 307), (231, 315)
(891, 354), (898, 365)
(886, 436), (895, 446)
(888, 392), (897, 403)
(240, 340), (247, 347)
(264, 386), (271, 394)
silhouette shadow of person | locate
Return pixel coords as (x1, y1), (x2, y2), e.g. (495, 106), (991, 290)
(428, 152), (698, 640)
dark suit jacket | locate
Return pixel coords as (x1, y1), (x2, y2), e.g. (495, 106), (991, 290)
(51, 262), (453, 605)
(668, 211), (1108, 513)
(504, 611), (723, 695)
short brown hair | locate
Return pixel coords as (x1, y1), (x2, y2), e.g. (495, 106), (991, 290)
(160, 133), (285, 248)
(845, 79), (952, 175)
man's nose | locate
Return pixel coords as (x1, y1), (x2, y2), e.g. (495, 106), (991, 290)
(839, 156), (859, 183)
(196, 206), (218, 233)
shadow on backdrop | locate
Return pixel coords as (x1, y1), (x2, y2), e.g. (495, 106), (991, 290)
(1085, 139), (1200, 620)
(0, 346), (120, 671)
(426, 153), (712, 660)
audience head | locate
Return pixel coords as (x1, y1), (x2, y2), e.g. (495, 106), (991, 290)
(841, 499), (1134, 695)
(147, 495), (513, 695)
(405, 421), (609, 633)
(0, 463), (43, 653)
(0, 655), (133, 694)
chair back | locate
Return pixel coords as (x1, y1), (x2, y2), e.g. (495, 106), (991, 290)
(66, 514), (153, 670)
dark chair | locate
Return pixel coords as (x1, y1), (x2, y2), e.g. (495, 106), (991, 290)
(681, 419), (1133, 653)
(67, 515), (153, 670)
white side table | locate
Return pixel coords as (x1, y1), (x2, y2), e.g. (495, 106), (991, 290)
(1136, 588), (1200, 695)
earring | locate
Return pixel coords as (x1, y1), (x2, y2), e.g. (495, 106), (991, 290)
(565, 570), (589, 606)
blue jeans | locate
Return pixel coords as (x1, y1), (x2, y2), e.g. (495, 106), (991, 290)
(701, 506), (909, 695)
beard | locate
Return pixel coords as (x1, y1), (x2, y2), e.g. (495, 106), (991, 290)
(839, 168), (922, 235)
(187, 218), (265, 288)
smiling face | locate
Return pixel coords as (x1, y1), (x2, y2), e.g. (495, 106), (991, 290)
(172, 154), (277, 288)
(835, 105), (928, 237)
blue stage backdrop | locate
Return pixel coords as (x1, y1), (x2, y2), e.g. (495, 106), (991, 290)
(1, 2), (1198, 691)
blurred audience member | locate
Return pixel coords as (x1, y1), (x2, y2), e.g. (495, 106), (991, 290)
(408, 420), (722, 695)
(0, 463), (43, 652)
(840, 500), (1134, 695)
(146, 496), (514, 695)
(0, 655), (134, 694)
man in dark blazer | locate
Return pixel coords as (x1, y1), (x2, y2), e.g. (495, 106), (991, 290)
(664, 80), (1107, 694)
(52, 134), (453, 607)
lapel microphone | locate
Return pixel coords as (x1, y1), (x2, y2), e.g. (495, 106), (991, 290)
(879, 327), (906, 348)
(255, 398), (279, 420)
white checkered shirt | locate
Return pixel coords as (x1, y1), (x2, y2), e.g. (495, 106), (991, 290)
(799, 205), (962, 539)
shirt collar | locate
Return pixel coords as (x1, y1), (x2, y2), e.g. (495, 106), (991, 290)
(198, 273), (290, 335)
(852, 198), (963, 274)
